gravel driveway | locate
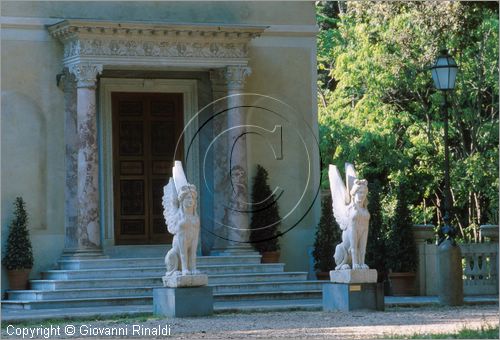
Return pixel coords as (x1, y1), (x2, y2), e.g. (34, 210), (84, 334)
(2, 305), (498, 339)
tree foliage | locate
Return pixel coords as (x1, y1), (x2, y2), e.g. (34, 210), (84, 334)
(317, 1), (499, 243)
(3, 197), (34, 270)
(386, 182), (418, 272)
(250, 165), (281, 252)
(313, 194), (342, 272)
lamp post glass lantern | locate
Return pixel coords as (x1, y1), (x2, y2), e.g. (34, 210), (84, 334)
(431, 49), (458, 91)
(431, 49), (463, 306)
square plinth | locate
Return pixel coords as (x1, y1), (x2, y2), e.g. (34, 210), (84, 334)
(153, 286), (213, 317)
(323, 283), (384, 312)
(162, 274), (208, 288)
(330, 269), (377, 283)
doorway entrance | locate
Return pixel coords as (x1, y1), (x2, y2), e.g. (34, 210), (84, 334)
(112, 92), (183, 244)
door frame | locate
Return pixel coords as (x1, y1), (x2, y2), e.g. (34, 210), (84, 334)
(99, 78), (199, 247)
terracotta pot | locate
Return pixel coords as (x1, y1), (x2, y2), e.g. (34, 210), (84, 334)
(261, 251), (280, 263)
(388, 272), (416, 296)
(316, 271), (330, 280)
(7, 269), (31, 290)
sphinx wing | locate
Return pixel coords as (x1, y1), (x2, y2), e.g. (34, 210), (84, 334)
(345, 163), (357, 200)
(328, 164), (350, 231)
(163, 178), (180, 235)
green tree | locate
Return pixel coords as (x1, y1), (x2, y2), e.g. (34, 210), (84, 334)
(316, 1), (499, 242)
(249, 165), (281, 252)
(385, 183), (417, 272)
(313, 194), (342, 272)
(365, 179), (387, 279)
(3, 197), (34, 270)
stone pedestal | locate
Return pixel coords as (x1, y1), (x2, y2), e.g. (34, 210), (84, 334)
(153, 286), (213, 317)
(329, 269), (377, 283)
(324, 269), (383, 312)
(323, 283), (384, 312)
(438, 239), (463, 306)
(162, 274), (208, 288)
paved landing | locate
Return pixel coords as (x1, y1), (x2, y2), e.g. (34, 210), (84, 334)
(2, 295), (497, 322)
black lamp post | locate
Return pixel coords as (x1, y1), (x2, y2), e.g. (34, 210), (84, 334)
(431, 49), (458, 245)
(431, 49), (463, 306)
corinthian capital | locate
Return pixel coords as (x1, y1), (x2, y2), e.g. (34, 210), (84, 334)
(210, 65), (251, 92)
(69, 63), (103, 88)
(225, 66), (251, 91)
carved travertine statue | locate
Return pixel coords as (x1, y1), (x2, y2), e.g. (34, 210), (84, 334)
(162, 161), (207, 287)
(225, 165), (250, 245)
(328, 163), (371, 271)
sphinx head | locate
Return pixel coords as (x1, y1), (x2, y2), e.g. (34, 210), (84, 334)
(350, 179), (368, 208)
(178, 184), (197, 212)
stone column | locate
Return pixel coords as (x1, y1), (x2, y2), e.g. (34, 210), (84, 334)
(60, 69), (79, 250)
(64, 63), (103, 257)
(412, 224), (436, 296)
(210, 65), (253, 254)
(224, 66), (252, 248)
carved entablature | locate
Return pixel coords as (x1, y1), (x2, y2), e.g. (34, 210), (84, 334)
(48, 20), (267, 69)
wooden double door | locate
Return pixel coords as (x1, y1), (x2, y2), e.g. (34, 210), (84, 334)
(112, 92), (183, 245)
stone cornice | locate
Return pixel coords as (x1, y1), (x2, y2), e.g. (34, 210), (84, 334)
(48, 20), (267, 68)
(48, 20), (266, 41)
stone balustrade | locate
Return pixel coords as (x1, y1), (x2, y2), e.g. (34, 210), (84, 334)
(412, 224), (499, 296)
(460, 241), (498, 295)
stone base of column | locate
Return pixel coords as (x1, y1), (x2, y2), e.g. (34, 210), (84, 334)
(60, 248), (107, 259)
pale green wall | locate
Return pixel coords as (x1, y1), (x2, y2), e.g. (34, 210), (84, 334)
(1, 1), (319, 290)
(1, 31), (66, 291)
(1, 1), (315, 25)
(245, 38), (319, 272)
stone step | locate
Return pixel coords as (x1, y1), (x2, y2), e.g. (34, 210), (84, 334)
(104, 245), (170, 258)
(42, 263), (285, 280)
(30, 272), (308, 290)
(8, 281), (324, 301)
(57, 255), (262, 270)
(214, 299), (322, 312)
(215, 290), (322, 302)
(2, 290), (321, 310)
(1, 296), (151, 310)
(7, 287), (152, 301)
(213, 281), (325, 294)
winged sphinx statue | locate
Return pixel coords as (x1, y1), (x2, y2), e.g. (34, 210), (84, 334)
(162, 161), (201, 279)
(328, 163), (370, 270)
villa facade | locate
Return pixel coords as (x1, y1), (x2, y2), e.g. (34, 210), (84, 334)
(1, 1), (320, 292)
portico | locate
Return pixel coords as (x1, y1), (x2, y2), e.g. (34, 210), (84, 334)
(48, 20), (266, 255)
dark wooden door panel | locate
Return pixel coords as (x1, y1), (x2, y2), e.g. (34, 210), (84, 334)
(112, 92), (183, 245)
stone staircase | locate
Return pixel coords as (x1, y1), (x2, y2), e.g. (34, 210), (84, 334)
(2, 247), (325, 313)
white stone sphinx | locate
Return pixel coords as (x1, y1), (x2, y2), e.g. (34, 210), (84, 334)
(162, 161), (207, 287)
(328, 163), (377, 283)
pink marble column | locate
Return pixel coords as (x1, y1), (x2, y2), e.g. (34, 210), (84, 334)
(68, 63), (103, 254)
(210, 65), (252, 252)
(224, 66), (252, 247)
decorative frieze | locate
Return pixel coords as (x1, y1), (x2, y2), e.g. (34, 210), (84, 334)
(48, 20), (266, 67)
(63, 38), (248, 60)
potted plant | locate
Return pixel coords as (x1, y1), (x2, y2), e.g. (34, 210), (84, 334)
(385, 183), (417, 296)
(313, 194), (341, 280)
(3, 197), (34, 290)
(249, 165), (281, 263)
